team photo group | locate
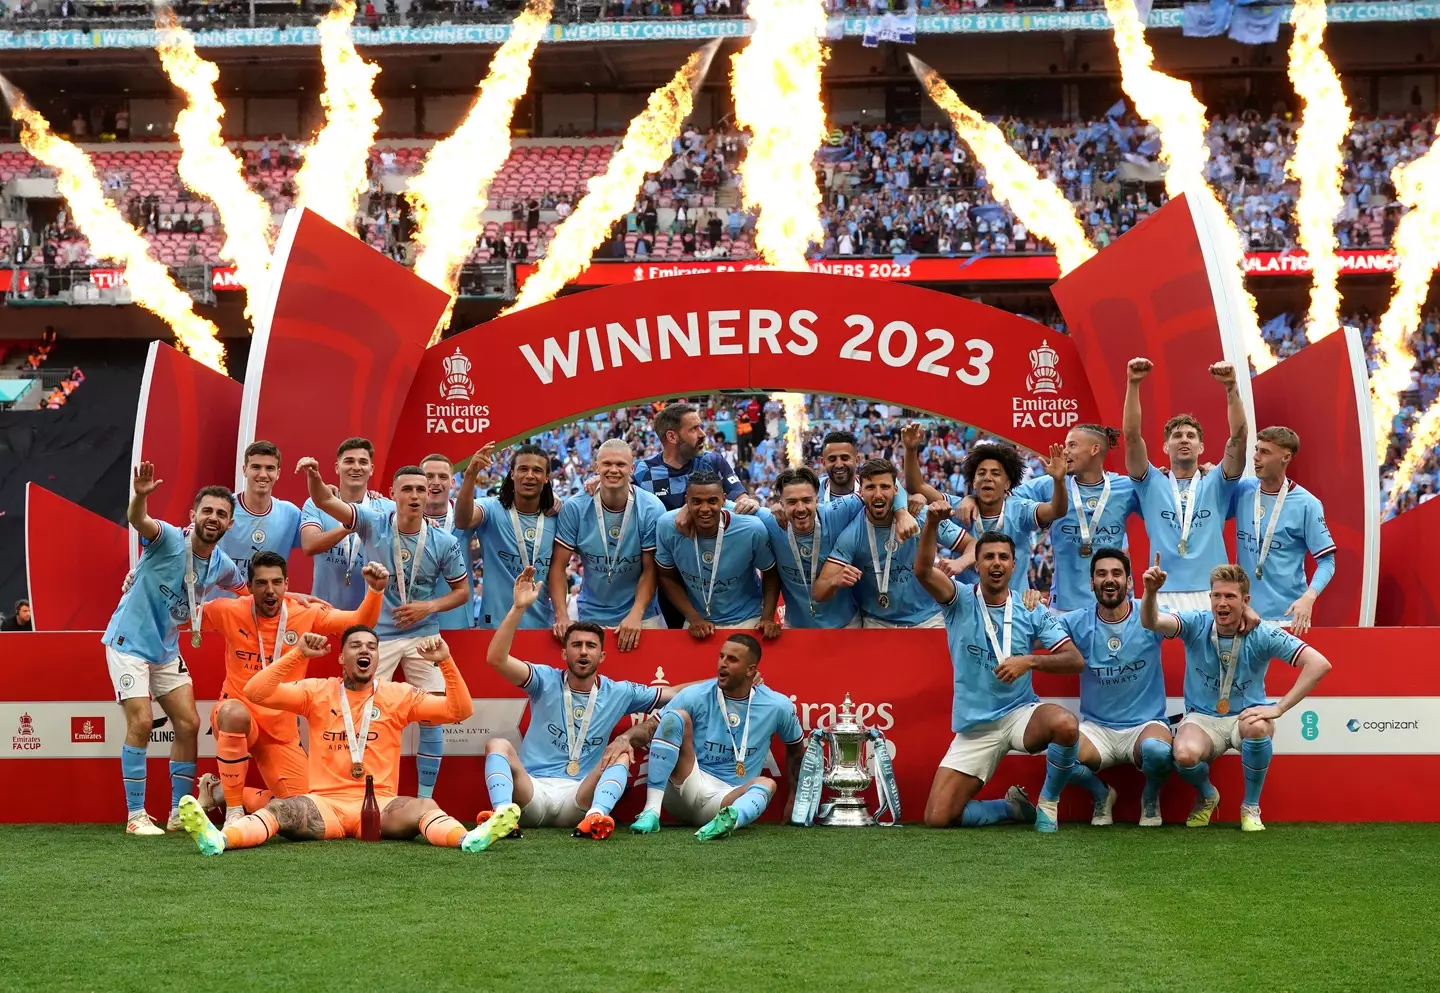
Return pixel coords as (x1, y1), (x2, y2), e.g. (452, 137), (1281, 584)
(101, 352), (1336, 854)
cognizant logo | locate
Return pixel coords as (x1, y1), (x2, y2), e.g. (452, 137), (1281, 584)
(1347, 719), (1421, 732)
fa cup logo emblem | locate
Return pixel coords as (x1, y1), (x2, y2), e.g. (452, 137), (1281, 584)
(1027, 340), (1061, 395)
(440, 348), (475, 402)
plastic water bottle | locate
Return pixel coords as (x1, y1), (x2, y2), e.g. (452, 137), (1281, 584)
(360, 775), (381, 842)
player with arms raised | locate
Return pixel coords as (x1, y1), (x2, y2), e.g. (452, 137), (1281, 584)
(1141, 560), (1331, 831)
(102, 463), (246, 835)
(299, 437), (395, 610)
(176, 630), (474, 853)
(914, 503), (1084, 832)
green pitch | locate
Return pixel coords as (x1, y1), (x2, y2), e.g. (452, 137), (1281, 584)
(2, 824), (1436, 992)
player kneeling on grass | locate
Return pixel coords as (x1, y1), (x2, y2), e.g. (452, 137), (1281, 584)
(612, 634), (805, 841)
(177, 630), (474, 853)
(462, 567), (690, 853)
(1140, 560), (1331, 832)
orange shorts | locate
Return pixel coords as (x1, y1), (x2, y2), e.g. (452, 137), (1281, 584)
(210, 700), (309, 798)
(307, 793), (400, 840)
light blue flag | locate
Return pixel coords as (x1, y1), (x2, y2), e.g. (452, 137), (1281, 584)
(1182, 0), (1233, 36)
(1228, 5), (1281, 43)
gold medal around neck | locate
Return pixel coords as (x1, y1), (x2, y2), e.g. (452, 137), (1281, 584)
(1178, 539), (1188, 556)
(191, 631), (202, 648)
(1255, 566), (1264, 580)
(877, 592), (891, 610)
(566, 760), (581, 777)
(1216, 699), (1230, 716)
(1079, 542), (1092, 558)
(736, 761), (746, 778)
(350, 761), (364, 779)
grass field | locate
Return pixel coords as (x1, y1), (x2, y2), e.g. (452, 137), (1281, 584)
(2, 823), (1437, 992)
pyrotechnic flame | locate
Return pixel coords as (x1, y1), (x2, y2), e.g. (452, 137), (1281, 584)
(1, 76), (226, 372)
(1286, 0), (1350, 341)
(294, 0), (382, 231)
(1104, 0), (1276, 373)
(411, 0), (553, 340)
(1376, 142), (1440, 491)
(770, 391), (810, 467)
(730, 0), (829, 271)
(911, 55), (1095, 276)
(505, 43), (716, 315)
(155, 5), (274, 322)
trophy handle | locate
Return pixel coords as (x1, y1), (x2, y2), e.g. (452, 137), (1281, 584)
(822, 730), (839, 776)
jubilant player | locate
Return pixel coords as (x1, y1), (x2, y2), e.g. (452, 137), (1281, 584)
(1231, 427), (1335, 634)
(420, 450), (489, 632)
(615, 633), (805, 840)
(192, 551), (387, 825)
(300, 458), (469, 799)
(816, 429), (860, 503)
(219, 440), (303, 593)
(1055, 548), (1172, 826)
(455, 444), (558, 630)
(549, 439), (667, 650)
(463, 567), (691, 850)
(102, 463), (246, 835)
(914, 504), (1085, 832)
(300, 437), (394, 611)
(1140, 560), (1331, 831)
(817, 458), (953, 628)
(1123, 357), (1248, 612)
(654, 470), (780, 638)
(176, 630), (474, 853)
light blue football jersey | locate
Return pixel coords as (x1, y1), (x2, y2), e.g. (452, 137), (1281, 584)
(518, 664), (662, 779)
(349, 504), (467, 639)
(1132, 464), (1239, 591)
(654, 511), (775, 626)
(828, 507), (957, 626)
(1018, 473), (1139, 611)
(661, 679), (804, 787)
(1168, 611), (1307, 717)
(554, 487), (666, 626)
(474, 497), (557, 630)
(300, 494), (396, 611)
(1059, 598), (1167, 729)
(1230, 479), (1336, 620)
(214, 494), (303, 596)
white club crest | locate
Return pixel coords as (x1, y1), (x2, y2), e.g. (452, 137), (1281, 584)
(1026, 339), (1061, 395)
(440, 347), (475, 401)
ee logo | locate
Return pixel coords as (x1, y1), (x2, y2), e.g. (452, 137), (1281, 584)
(1299, 710), (1319, 741)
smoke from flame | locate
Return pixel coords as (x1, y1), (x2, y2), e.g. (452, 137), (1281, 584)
(295, 0), (382, 232)
(1286, 0), (1351, 342)
(410, 0), (553, 341)
(1104, 0), (1276, 373)
(505, 45), (715, 315)
(912, 55), (1095, 276)
(155, 6), (274, 322)
(1, 76), (226, 372)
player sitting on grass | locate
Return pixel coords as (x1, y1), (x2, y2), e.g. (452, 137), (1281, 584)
(461, 567), (688, 852)
(613, 633), (805, 841)
(177, 630), (474, 853)
(1140, 559), (1332, 831)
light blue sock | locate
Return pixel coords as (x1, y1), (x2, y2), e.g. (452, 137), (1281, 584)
(1175, 759), (1216, 798)
(646, 712), (684, 791)
(416, 724), (444, 800)
(1140, 737), (1173, 806)
(1067, 762), (1109, 802)
(1040, 741), (1077, 802)
(169, 760), (196, 812)
(731, 784), (773, 828)
(484, 752), (514, 809)
(960, 799), (1013, 827)
(121, 745), (147, 815)
(589, 763), (629, 817)
(1241, 736), (1273, 807)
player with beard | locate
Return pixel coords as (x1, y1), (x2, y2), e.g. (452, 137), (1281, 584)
(1230, 427), (1335, 634)
(901, 427), (1067, 594)
(817, 458), (961, 628)
(1054, 548), (1172, 826)
(1124, 358), (1248, 612)
(421, 449), (496, 631)
(102, 464), (247, 835)
(300, 438), (395, 611)
(817, 430), (860, 503)
(914, 505), (1084, 832)
(219, 441), (303, 593)
(1141, 561), (1331, 831)
(192, 551), (388, 825)
(463, 567), (693, 850)
(300, 459), (469, 800)
(654, 471), (780, 638)
(176, 630), (475, 853)
(455, 444), (558, 630)
(615, 633), (805, 840)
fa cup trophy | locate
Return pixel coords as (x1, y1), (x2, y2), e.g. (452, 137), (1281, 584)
(789, 694), (901, 827)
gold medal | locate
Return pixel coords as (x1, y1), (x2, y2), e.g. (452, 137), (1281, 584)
(350, 761), (364, 779)
(566, 759), (580, 777)
(190, 631), (202, 648)
(1079, 542), (1092, 557)
(735, 761), (746, 778)
(1216, 699), (1230, 716)
(1255, 566), (1263, 580)
(877, 592), (891, 610)
(1177, 539), (1188, 556)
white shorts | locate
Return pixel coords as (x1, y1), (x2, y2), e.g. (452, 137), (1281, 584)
(685, 616), (762, 630)
(863, 613), (945, 629)
(1080, 720), (1170, 770)
(939, 702), (1041, 783)
(105, 645), (192, 702)
(663, 766), (735, 825)
(377, 635), (443, 693)
(519, 776), (586, 828)
(1157, 591), (1210, 613)
(1178, 712), (1242, 758)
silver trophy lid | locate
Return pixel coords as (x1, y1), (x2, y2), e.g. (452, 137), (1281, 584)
(828, 693), (867, 736)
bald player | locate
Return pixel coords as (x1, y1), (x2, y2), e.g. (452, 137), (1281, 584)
(176, 630), (475, 853)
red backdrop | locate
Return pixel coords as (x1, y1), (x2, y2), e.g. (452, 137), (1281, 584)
(23, 486), (129, 632)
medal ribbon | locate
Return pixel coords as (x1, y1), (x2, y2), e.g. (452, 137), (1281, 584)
(560, 677), (601, 776)
(864, 518), (896, 602)
(1068, 474), (1112, 548)
(785, 517), (822, 614)
(508, 506), (546, 570)
(183, 529), (207, 644)
(692, 515), (727, 617)
(976, 586), (1014, 663)
(1253, 482), (1291, 577)
(1167, 470), (1197, 553)
(426, 503), (455, 534)
(392, 518), (428, 604)
(715, 682), (754, 777)
(594, 488), (635, 581)
(971, 501), (1006, 539)
(339, 682), (378, 773)
(1210, 626), (1244, 709)
(252, 598), (289, 668)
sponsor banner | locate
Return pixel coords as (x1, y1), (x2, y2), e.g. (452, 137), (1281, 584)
(2, 5), (1437, 49)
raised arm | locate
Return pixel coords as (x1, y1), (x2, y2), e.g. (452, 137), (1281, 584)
(487, 566), (543, 687)
(313, 563), (389, 634)
(1138, 554), (1180, 637)
(244, 636), (328, 713)
(901, 422), (944, 504)
(914, 501), (958, 605)
(410, 636), (475, 723)
(1033, 443), (1070, 527)
(1211, 361), (1248, 479)
(296, 457), (353, 525)
(127, 461), (163, 542)
(454, 444), (495, 530)
(1122, 357), (1152, 480)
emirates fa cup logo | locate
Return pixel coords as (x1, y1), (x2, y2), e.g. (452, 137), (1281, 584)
(1027, 340), (1061, 395)
(440, 348), (475, 402)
